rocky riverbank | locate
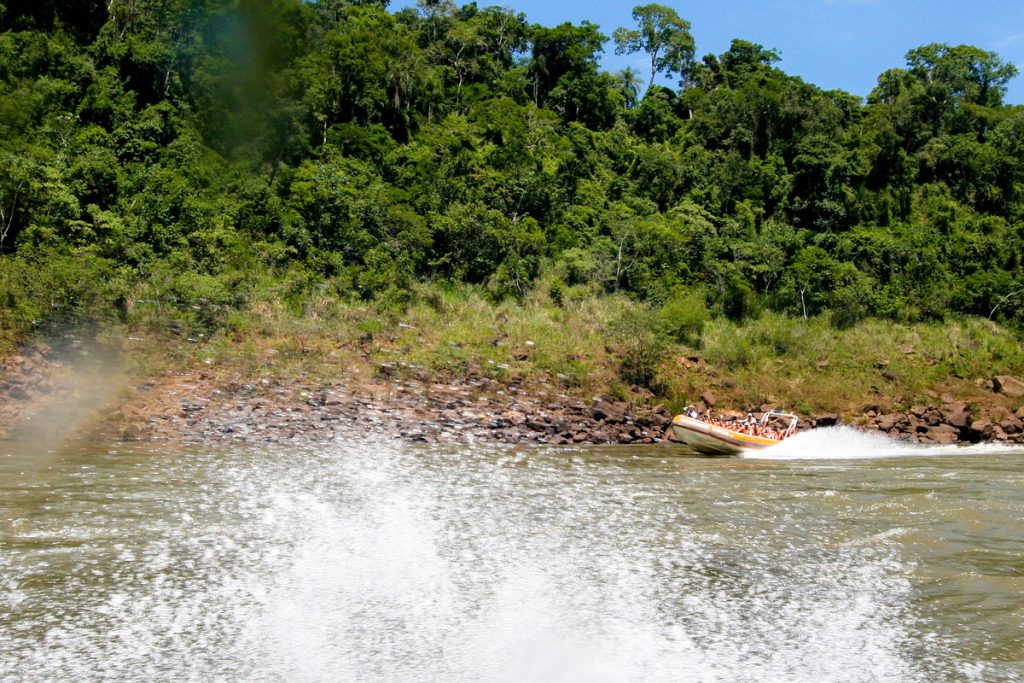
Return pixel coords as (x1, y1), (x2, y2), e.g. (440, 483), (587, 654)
(864, 395), (1024, 445)
(3, 344), (1024, 448)
(103, 369), (680, 446)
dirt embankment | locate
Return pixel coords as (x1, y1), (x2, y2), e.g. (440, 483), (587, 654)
(3, 346), (1024, 448)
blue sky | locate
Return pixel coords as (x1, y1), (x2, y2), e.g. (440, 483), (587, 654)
(392, 0), (1024, 104)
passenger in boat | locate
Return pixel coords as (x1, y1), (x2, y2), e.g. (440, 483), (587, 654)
(685, 405), (699, 419)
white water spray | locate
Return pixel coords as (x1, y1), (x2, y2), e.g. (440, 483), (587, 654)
(746, 425), (1024, 460)
(4, 438), (1022, 682)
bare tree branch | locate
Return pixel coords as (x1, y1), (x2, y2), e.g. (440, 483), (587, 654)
(989, 286), (1023, 320)
(0, 177), (25, 251)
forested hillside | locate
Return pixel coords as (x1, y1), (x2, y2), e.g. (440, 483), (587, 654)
(2, 0), (1023, 350)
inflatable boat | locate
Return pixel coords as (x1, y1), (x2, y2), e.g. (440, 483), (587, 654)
(671, 410), (798, 455)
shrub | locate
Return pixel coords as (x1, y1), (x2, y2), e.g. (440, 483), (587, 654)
(656, 288), (708, 346)
(0, 248), (126, 341)
(607, 307), (668, 390)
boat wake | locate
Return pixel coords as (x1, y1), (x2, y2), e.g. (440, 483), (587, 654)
(744, 425), (1024, 460)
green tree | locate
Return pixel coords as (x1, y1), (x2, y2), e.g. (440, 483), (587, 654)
(905, 43), (1018, 109)
(613, 67), (642, 109)
(528, 21), (616, 128)
(612, 4), (695, 93)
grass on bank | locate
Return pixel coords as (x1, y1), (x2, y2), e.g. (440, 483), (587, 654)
(698, 314), (1024, 416)
(85, 276), (1023, 420)
(2, 248), (1021, 418)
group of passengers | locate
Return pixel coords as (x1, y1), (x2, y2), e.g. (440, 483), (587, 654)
(683, 406), (788, 441)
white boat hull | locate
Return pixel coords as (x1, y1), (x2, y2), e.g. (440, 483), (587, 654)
(671, 415), (780, 455)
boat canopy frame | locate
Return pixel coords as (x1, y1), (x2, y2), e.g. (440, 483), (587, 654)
(760, 409), (798, 438)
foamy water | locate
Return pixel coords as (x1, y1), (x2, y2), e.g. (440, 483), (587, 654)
(2, 437), (1022, 682)
(746, 425), (1024, 460)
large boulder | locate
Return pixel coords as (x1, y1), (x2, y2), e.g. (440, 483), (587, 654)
(942, 410), (972, 430)
(875, 414), (901, 431)
(591, 400), (625, 423)
(923, 424), (960, 445)
(970, 420), (1007, 441)
(1000, 416), (1023, 435)
(992, 376), (1024, 398)
(814, 413), (840, 427)
(943, 401), (969, 415)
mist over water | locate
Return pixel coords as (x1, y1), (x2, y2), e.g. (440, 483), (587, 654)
(1, 437), (1022, 682)
(4, 342), (128, 448)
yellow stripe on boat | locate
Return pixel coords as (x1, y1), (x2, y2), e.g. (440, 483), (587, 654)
(670, 414), (783, 455)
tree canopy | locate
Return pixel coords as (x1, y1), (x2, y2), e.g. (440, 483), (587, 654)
(612, 3), (695, 93)
(1, 0), (1023, 342)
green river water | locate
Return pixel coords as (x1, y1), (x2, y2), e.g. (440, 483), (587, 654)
(1, 427), (1022, 682)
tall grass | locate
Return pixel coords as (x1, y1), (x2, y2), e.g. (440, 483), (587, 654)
(120, 280), (1024, 416)
(7, 268), (1021, 420)
(699, 313), (1024, 413)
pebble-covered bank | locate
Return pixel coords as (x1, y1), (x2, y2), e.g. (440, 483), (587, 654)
(3, 346), (1024, 447)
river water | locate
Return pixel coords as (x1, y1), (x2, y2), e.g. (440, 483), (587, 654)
(2, 427), (1022, 682)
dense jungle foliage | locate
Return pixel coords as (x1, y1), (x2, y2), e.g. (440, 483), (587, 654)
(1, 0), (1023, 349)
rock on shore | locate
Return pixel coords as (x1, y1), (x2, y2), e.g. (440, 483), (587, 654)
(107, 372), (678, 447)
(95, 372), (1024, 448)
(866, 399), (1024, 445)
(0, 346), (66, 439)
(3, 346), (1023, 448)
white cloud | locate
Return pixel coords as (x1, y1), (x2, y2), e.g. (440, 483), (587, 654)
(995, 34), (1024, 49)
